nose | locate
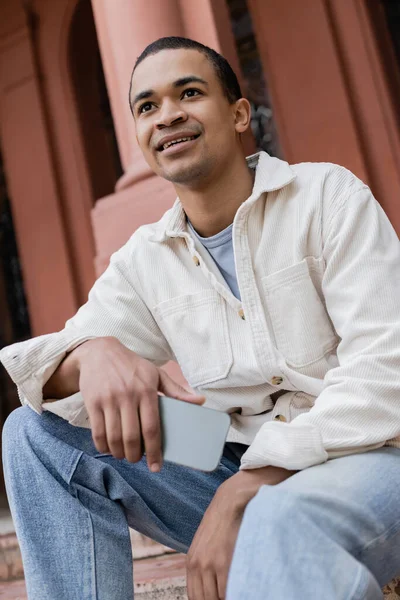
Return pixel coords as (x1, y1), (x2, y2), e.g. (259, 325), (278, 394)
(155, 99), (187, 129)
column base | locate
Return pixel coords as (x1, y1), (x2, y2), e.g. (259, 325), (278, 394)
(116, 160), (155, 192)
(92, 174), (176, 273)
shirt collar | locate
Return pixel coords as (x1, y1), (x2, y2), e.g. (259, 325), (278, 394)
(149, 151), (296, 243)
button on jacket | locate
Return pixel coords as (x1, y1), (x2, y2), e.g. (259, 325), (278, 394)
(1, 151), (400, 471)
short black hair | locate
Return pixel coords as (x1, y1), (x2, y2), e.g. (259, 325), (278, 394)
(129, 36), (242, 113)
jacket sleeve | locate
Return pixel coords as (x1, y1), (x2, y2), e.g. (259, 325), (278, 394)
(0, 240), (173, 416)
(240, 182), (400, 471)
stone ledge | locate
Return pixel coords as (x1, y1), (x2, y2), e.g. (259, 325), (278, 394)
(384, 578), (400, 599)
(0, 533), (23, 582)
(0, 577), (27, 599)
(0, 561), (399, 599)
(0, 527), (399, 598)
(130, 528), (177, 560)
(134, 553), (187, 599)
(0, 525), (175, 582)
(0, 552), (188, 600)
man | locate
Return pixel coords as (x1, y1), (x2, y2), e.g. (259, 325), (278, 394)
(2, 36), (400, 600)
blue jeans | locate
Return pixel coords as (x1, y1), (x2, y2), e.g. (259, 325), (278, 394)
(2, 405), (400, 599)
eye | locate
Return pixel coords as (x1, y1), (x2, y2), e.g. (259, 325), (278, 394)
(182, 88), (202, 99)
(138, 102), (154, 115)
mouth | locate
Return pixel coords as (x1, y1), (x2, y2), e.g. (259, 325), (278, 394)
(157, 134), (201, 154)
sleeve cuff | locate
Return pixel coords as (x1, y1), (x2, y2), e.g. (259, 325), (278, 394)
(239, 421), (329, 471)
(0, 331), (97, 415)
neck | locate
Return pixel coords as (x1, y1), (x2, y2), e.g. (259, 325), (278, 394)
(174, 153), (255, 237)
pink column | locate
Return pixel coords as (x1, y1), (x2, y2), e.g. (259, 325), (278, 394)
(91, 0), (185, 192)
(0, 2), (78, 335)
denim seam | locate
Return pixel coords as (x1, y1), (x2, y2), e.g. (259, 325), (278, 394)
(349, 563), (376, 600)
(38, 411), (86, 487)
(76, 488), (98, 600)
(66, 450), (85, 486)
(347, 563), (365, 600)
(355, 515), (400, 561)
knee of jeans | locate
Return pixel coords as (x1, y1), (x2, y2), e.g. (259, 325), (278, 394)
(2, 405), (40, 450)
(243, 485), (313, 529)
(245, 484), (347, 542)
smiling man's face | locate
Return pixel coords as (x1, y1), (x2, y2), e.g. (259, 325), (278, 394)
(130, 48), (242, 186)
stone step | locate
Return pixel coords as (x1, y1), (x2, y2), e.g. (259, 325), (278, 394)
(0, 578), (27, 599)
(134, 553), (187, 599)
(1, 561), (400, 600)
(0, 507), (176, 582)
(0, 506), (188, 597)
(1, 511), (399, 598)
(0, 532), (23, 582)
(0, 552), (188, 599)
(2, 560), (400, 600)
(130, 529), (177, 561)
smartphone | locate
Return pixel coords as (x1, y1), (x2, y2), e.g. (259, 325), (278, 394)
(67, 391), (231, 472)
(157, 395), (231, 472)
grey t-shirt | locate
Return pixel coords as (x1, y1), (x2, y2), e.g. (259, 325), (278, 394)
(186, 218), (241, 300)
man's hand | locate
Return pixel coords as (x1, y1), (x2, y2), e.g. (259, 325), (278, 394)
(186, 465), (296, 599)
(76, 337), (205, 472)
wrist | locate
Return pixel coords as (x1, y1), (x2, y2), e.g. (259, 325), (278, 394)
(72, 336), (118, 369)
(221, 466), (297, 512)
(43, 337), (115, 400)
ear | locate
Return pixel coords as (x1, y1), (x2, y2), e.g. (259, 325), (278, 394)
(233, 98), (252, 134)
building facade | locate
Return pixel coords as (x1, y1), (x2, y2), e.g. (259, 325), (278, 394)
(1, 0), (400, 493)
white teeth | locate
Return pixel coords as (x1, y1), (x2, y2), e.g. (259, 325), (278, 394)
(162, 136), (196, 150)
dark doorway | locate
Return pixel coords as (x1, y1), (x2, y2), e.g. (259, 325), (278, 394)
(0, 148), (32, 500)
(369, 1), (400, 134)
(69, 0), (123, 202)
(226, 0), (283, 158)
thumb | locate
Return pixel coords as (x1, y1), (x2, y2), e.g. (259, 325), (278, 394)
(158, 369), (205, 404)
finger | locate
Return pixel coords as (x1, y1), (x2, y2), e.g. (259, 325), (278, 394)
(158, 370), (206, 404)
(186, 563), (205, 600)
(89, 406), (110, 454)
(120, 401), (143, 463)
(192, 572), (205, 600)
(186, 562), (194, 600)
(203, 571), (220, 600)
(103, 406), (124, 459)
(217, 569), (228, 600)
(139, 391), (163, 472)
(186, 571), (195, 600)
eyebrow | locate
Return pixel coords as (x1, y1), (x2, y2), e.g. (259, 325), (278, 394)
(131, 76), (208, 109)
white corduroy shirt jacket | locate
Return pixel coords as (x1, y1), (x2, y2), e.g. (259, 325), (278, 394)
(1, 151), (400, 471)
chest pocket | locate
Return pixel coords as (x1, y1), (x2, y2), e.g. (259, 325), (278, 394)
(153, 290), (233, 388)
(262, 257), (339, 368)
